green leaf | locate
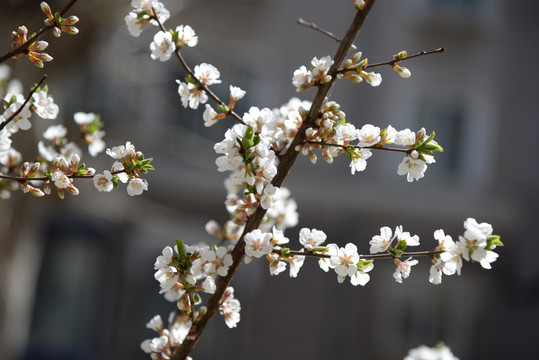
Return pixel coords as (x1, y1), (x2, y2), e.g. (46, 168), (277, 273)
(54, 12), (63, 24)
(396, 240), (407, 251)
(357, 259), (373, 268)
(313, 246), (329, 253)
(176, 240), (187, 258)
(281, 248), (291, 258)
(487, 235), (504, 247)
(170, 29), (179, 45)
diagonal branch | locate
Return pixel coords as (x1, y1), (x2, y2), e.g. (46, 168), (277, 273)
(172, 1), (377, 359)
(0, 74), (47, 132)
(0, 0), (78, 64)
(151, 10), (246, 126)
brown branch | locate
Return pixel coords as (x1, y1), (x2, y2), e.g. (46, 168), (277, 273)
(0, 169), (126, 183)
(306, 140), (409, 154)
(366, 47), (445, 69)
(276, 248), (444, 260)
(0, 0), (78, 64)
(172, 1), (377, 359)
(297, 18), (342, 42)
(151, 9), (246, 126)
(0, 74), (47, 132)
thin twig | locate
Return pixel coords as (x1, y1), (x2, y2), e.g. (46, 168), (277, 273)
(306, 140), (410, 154)
(0, 74), (47, 132)
(0, 170), (126, 183)
(276, 248), (444, 260)
(0, 0), (78, 64)
(366, 47), (445, 69)
(151, 9), (246, 126)
(297, 18), (342, 42)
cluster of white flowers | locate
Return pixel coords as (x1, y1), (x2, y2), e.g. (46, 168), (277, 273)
(428, 218), (501, 284)
(154, 242), (232, 305)
(74, 112), (106, 157)
(177, 63), (223, 110)
(366, 218), (501, 285)
(215, 120), (281, 212)
(299, 121), (443, 181)
(125, 1), (503, 357)
(293, 52), (383, 92)
(93, 141), (153, 196)
(152, 241), (242, 331)
(219, 287), (241, 328)
(125, 0), (170, 37)
(140, 313), (194, 360)
(149, 25), (198, 62)
(403, 343), (459, 360)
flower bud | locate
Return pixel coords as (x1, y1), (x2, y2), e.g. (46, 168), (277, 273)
(33, 41), (49, 51)
(29, 186), (45, 197)
(60, 25), (79, 35)
(66, 184), (79, 196)
(63, 16), (79, 25)
(351, 51), (362, 64)
(41, 2), (53, 19)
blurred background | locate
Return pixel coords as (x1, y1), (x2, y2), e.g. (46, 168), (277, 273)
(0, 0), (537, 359)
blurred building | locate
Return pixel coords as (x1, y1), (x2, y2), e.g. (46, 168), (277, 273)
(0, 0), (537, 359)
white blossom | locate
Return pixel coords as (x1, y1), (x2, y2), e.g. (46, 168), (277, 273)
(51, 171), (70, 188)
(127, 178), (148, 196)
(32, 91), (59, 119)
(194, 63), (221, 86)
(299, 228), (327, 250)
(175, 25), (198, 47)
(150, 31), (175, 61)
(370, 226), (394, 254)
(93, 170), (114, 192)
(292, 65), (313, 90)
(397, 155), (427, 182)
(244, 229), (273, 258)
(393, 258), (418, 283)
(330, 243), (360, 280)
(229, 85), (246, 101)
(203, 104), (219, 127)
(357, 124), (381, 147)
(201, 276), (216, 294)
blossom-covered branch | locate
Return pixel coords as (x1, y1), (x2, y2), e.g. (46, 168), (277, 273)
(0, 74), (47, 132)
(126, 0), (502, 359)
(149, 8), (246, 126)
(0, 1), (80, 67)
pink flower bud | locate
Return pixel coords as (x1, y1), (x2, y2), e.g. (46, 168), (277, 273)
(41, 2), (53, 19)
(63, 16), (79, 25)
(29, 186), (45, 197)
(60, 25), (79, 35)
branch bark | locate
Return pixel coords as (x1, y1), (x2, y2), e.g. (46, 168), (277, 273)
(172, 1), (377, 359)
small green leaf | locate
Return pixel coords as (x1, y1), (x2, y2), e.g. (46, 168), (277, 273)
(396, 240), (407, 251)
(397, 50), (407, 60)
(176, 240), (187, 258)
(313, 246), (329, 253)
(281, 248), (291, 258)
(357, 259), (374, 268)
(170, 29), (179, 45)
(487, 235), (504, 247)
